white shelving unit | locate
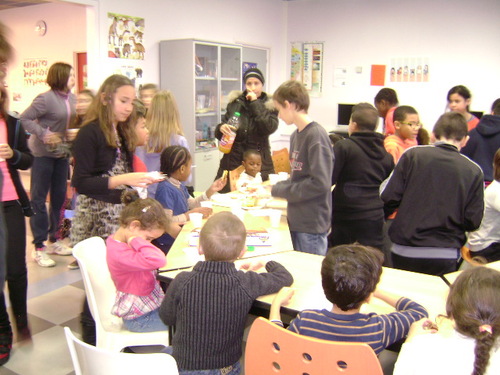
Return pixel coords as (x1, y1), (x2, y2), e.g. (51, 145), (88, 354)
(160, 39), (242, 191)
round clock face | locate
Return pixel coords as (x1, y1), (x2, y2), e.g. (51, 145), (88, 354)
(35, 20), (47, 36)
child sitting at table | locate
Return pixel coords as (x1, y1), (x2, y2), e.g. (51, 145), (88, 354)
(270, 244), (428, 356)
(236, 149), (263, 191)
(154, 145), (227, 253)
(160, 211), (293, 374)
(106, 191), (170, 332)
(393, 267), (500, 375)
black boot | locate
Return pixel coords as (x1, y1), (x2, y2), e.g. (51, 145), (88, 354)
(0, 324), (13, 366)
(80, 298), (96, 346)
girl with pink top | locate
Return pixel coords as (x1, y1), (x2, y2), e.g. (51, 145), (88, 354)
(106, 191), (170, 332)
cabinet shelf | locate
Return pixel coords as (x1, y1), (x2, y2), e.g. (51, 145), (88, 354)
(160, 39), (241, 191)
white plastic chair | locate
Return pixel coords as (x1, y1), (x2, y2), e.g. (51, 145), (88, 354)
(64, 327), (178, 375)
(72, 236), (169, 351)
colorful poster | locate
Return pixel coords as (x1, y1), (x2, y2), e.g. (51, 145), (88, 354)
(23, 58), (49, 87)
(108, 13), (145, 60)
(290, 42), (324, 96)
(390, 57), (430, 83)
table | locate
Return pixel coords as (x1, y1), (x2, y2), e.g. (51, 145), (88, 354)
(159, 205), (294, 272)
(442, 260), (500, 286)
(158, 250), (450, 320)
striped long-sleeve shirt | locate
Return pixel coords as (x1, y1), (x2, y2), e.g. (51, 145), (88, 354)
(288, 297), (428, 354)
(160, 260), (293, 371)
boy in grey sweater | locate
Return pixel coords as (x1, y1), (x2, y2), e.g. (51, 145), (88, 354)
(271, 80), (333, 255)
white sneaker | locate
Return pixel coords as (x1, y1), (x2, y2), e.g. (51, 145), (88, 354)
(32, 248), (56, 267)
(47, 241), (73, 256)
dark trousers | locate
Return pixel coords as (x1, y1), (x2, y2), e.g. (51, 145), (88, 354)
(0, 201), (27, 328)
(471, 242), (500, 263)
(30, 156), (69, 247)
(329, 218), (385, 252)
(392, 252), (458, 276)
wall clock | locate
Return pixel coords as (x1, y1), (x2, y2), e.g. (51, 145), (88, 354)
(35, 20), (47, 36)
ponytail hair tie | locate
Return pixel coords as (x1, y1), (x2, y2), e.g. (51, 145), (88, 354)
(479, 324), (493, 335)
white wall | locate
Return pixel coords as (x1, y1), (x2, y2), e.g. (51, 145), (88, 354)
(2, 0), (500, 132)
(85, 0), (287, 94)
(0, 2), (87, 113)
(286, 0), (500, 132)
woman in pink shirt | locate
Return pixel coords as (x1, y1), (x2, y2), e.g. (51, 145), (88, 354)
(0, 85), (34, 364)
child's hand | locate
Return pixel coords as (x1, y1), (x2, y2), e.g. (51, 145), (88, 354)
(207, 177), (228, 197)
(406, 318), (438, 342)
(190, 207), (212, 219)
(220, 124), (236, 136)
(239, 260), (265, 271)
(273, 287), (295, 306)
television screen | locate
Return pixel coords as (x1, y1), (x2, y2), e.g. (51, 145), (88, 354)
(338, 104), (355, 126)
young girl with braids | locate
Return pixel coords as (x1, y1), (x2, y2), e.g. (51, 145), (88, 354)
(154, 145), (226, 253)
(394, 267), (500, 375)
(106, 191), (169, 332)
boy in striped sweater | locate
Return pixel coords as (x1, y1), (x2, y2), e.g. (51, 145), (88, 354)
(270, 244), (428, 355)
(160, 211), (293, 374)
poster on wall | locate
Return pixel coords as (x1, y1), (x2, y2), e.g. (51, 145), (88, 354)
(107, 13), (145, 60)
(290, 42), (323, 97)
(23, 58), (49, 87)
(390, 57), (429, 83)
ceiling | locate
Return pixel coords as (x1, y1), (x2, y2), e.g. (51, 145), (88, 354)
(0, 0), (53, 11)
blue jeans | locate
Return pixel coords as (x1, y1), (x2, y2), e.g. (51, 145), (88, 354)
(122, 309), (168, 332)
(291, 231), (328, 256)
(179, 361), (241, 375)
(30, 156), (69, 247)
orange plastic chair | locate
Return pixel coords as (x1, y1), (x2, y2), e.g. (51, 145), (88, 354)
(460, 246), (487, 267)
(229, 165), (245, 191)
(245, 317), (383, 375)
(272, 148), (291, 174)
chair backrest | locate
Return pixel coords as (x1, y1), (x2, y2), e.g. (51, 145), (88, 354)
(72, 236), (123, 332)
(272, 148), (291, 174)
(64, 327), (178, 375)
(229, 165), (245, 191)
(245, 317), (383, 375)
(460, 246), (487, 267)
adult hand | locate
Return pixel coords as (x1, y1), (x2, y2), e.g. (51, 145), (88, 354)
(220, 124), (236, 137)
(0, 143), (14, 160)
(44, 132), (62, 146)
(246, 91), (258, 101)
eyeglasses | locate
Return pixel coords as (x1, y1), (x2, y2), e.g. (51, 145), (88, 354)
(401, 122), (422, 129)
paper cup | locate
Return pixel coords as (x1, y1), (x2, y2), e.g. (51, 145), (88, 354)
(278, 172), (289, 181)
(200, 201), (213, 208)
(269, 209), (282, 228)
(268, 174), (280, 185)
(189, 212), (203, 228)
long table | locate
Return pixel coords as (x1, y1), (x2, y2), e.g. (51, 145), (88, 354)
(159, 205), (293, 272)
(158, 250), (450, 320)
(442, 260), (500, 285)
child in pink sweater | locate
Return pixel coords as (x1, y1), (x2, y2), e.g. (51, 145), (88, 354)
(106, 191), (171, 332)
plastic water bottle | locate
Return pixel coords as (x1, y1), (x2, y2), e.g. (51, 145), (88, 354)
(218, 112), (241, 154)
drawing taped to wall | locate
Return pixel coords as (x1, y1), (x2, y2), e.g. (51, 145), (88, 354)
(23, 58), (49, 87)
(107, 13), (145, 60)
(390, 57), (429, 83)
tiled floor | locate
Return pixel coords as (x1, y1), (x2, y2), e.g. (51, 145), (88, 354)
(0, 230), (83, 375)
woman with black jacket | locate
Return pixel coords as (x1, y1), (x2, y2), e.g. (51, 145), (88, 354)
(215, 68), (278, 193)
(0, 86), (34, 365)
